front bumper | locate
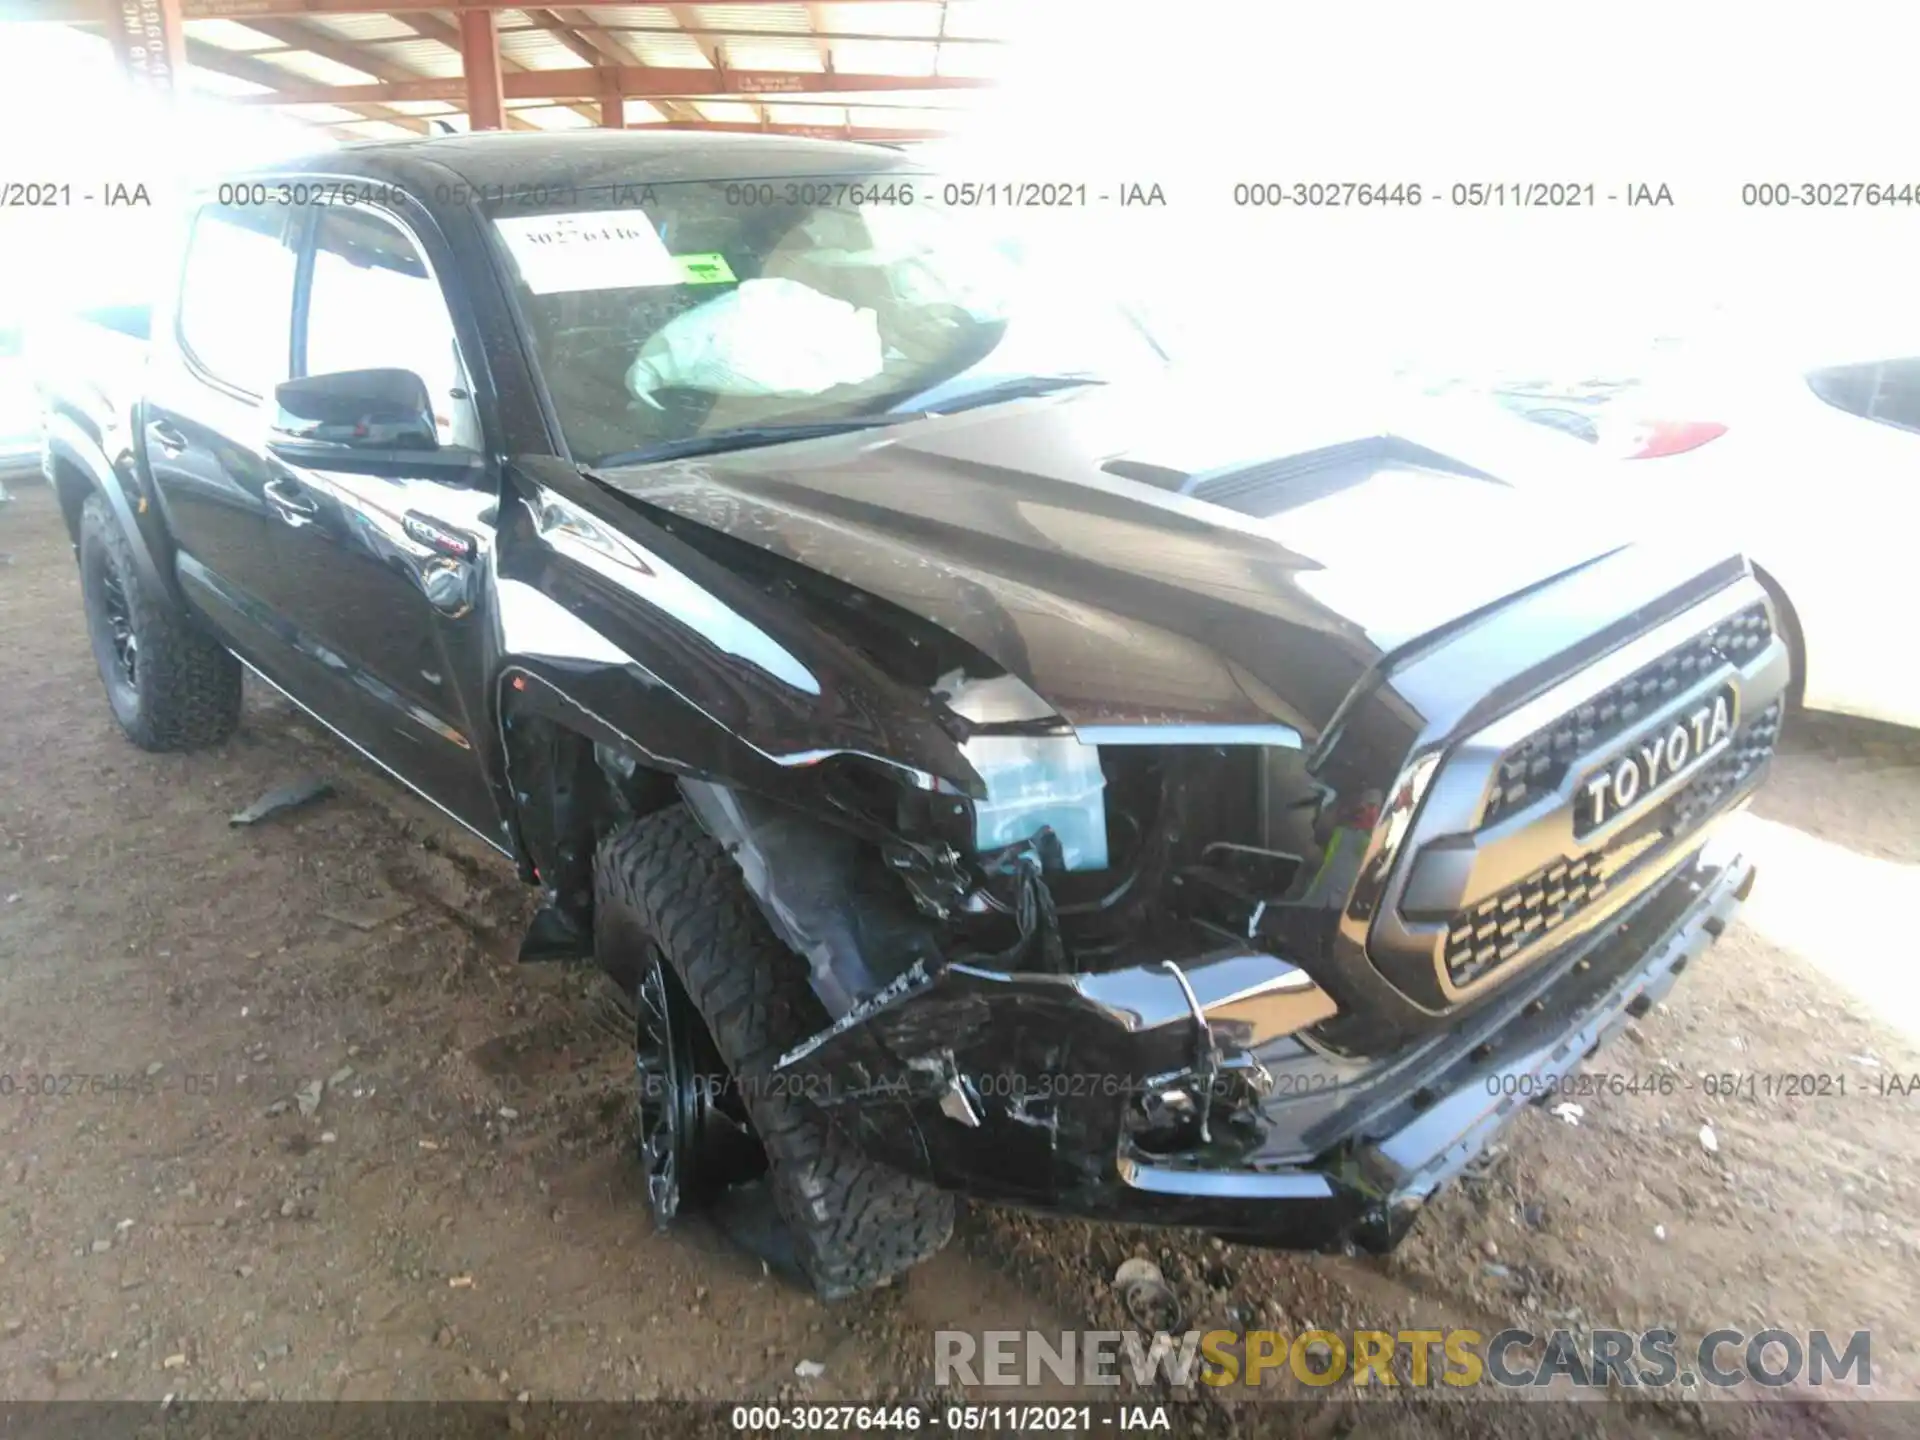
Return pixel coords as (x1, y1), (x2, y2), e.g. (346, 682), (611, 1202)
(778, 838), (1755, 1252)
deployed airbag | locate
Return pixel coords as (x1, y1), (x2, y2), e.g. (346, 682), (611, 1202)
(623, 277), (884, 409)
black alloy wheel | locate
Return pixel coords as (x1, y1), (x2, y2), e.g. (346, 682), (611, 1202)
(83, 537), (140, 703)
(632, 937), (764, 1227)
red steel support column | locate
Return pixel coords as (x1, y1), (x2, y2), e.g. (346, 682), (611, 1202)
(598, 69), (624, 128)
(102, 0), (186, 100)
(460, 8), (505, 131)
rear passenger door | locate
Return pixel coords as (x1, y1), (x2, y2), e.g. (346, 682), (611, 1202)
(144, 200), (305, 675)
(257, 199), (504, 844)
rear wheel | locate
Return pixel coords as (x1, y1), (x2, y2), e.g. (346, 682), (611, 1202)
(594, 805), (955, 1298)
(77, 494), (240, 751)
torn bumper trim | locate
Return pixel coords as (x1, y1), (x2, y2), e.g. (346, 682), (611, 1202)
(777, 840), (1755, 1252)
(1126, 845), (1755, 1251)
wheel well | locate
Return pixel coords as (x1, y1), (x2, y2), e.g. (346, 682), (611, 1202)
(1751, 562), (1806, 709)
(499, 708), (679, 925)
(50, 455), (93, 546)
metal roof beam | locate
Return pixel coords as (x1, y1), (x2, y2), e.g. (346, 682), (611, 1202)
(649, 119), (942, 141)
(184, 36), (428, 131)
(182, 0), (962, 13)
(458, 7), (504, 130)
(103, 0), (187, 96)
(520, 7), (603, 67)
(239, 17), (399, 80)
(552, 4), (704, 127)
(391, 11), (602, 128)
(659, 2), (765, 129)
(224, 67), (991, 104)
(315, 24), (1002, 48)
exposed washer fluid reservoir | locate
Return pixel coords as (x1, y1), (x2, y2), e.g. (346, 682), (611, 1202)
(938, 672), (1109, 872)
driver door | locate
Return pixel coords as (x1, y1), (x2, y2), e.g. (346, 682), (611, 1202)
(258, 199), (504, 845)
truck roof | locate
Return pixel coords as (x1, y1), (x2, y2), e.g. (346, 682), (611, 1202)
(242, 129), (914, 195)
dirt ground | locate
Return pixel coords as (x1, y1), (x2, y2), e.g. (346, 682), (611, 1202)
(3, 477), (1918, 1433)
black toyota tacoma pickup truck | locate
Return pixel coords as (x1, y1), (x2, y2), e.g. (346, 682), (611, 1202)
(44, 132), (1786, 1300)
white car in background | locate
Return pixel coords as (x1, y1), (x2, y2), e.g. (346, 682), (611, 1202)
(1424, 331), (1920, 732)
(1111, 278), (1916, 729)
(0, 320), (40, 493)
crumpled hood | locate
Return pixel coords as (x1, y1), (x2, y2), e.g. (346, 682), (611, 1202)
(588, 368), (1630, 742)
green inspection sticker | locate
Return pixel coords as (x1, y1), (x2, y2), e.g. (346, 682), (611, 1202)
(673, 252), (737, 284)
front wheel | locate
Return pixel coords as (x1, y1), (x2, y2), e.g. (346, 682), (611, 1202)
(593, 805), (955, 1299)
(77, 494), (241, 751)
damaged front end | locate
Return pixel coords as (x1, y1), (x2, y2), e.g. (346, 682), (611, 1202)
(670, 663), (1380, 1223)
(674, 575), (1782, 1253)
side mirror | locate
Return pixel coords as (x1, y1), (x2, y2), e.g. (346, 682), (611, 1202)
(272, 368), (439, 452)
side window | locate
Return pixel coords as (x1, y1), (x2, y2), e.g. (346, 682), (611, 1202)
(302, 205), (479, 449)
(1808, 358), (1920, 433)
(177, 203), (296, 395)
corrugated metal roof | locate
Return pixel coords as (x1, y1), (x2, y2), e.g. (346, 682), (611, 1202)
(777, 85), (984, 108)
(818, 2), (943, 38)
(255, 50), (381, 86)
(857, 104), (962, 128)
(379, 39), (464, 79)
(940, 0), (1019, 40)
(933, 43), (1005, 79)
(830, 39), (937, 76)
(758, 90), (980, 110)
(724, 36), (826, 72)
(765, 101), (847, 126)
(183, 19), (283, 52)
(620, 32), (715, 69)
(184, 66), (272, 96)
(301, 13), (420, 42)
(497, 31), (592, 71)
(83, 1), (1005, 145)
(282, 102), (372, 123)
(692, 100), (762, 124)
(511, 104), (596, 130)
(693, 4), (812, 34)
(591, 7), (683, 31)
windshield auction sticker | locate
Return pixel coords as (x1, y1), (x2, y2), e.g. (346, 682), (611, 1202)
(493, 210), (682, 293)
(672, 251), (737, 285)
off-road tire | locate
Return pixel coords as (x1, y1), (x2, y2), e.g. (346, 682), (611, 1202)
(594, 805), (955, 1298)
(78, 493), (241, 752)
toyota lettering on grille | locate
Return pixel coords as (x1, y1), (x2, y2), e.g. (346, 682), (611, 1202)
(1575, 685), (1738, 837)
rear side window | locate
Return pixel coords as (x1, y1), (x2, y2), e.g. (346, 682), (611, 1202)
(177, 203), (297, 396)
(1808, 358), (1920, 433)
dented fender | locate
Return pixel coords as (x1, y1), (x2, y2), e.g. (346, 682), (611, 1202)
(495, 456), (988, 800)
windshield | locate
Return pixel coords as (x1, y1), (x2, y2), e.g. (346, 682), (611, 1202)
(487, 173), (1167, 466)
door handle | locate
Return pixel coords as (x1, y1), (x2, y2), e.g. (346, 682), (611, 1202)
(402, 511), (478, 562)
(263, 475), (319, 526)
(148, 420), (188, 456)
